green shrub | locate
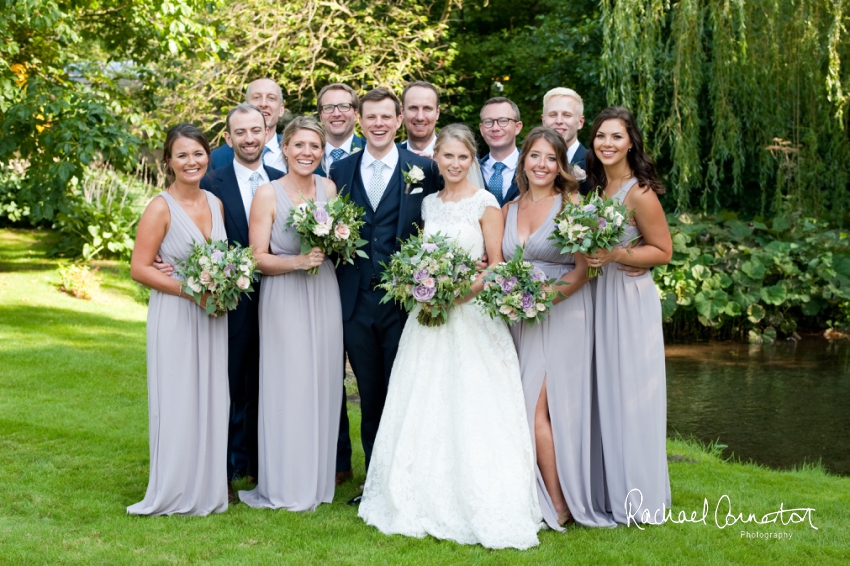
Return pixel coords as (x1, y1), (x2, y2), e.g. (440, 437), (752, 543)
(654, 212), (850, 342)
(57, 264), (102, 300)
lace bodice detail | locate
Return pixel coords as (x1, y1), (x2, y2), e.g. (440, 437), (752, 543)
(421, 190), (499, 259)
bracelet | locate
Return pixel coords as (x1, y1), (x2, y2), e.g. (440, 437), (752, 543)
(177, 287), (183, 298)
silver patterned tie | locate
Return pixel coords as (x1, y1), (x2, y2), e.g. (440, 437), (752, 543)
(368, 160), (385, 210)
(249, 171), (261, 196)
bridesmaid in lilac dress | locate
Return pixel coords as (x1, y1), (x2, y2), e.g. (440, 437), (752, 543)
(128, 124), (230, 516)
(585, 107), (673, 525)
(503, 127), (615, 530)
(239, 116), (344, 511)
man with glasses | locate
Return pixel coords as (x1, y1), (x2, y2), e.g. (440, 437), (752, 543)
(315, 83), (366, 178)
(210, 78), (287, 173)
(479, 97), (523, 206)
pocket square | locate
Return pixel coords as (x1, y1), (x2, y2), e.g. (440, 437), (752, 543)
(410, 187), (423, 195)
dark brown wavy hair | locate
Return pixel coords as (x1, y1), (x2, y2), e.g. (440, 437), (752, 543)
(516, 126), (579, 200)
(585, 107), (665, 195)
(162, 123), (210, 177)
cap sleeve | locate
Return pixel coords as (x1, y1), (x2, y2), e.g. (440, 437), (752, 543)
(477, 189), (500, 218)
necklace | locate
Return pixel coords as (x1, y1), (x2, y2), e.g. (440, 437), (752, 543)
(528, 193), (555, 204)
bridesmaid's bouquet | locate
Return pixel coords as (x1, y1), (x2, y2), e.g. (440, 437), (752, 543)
(286, 194), (367, 274)
(476, 246), (560, 325)
(378, 231), (476, 327)
(549, 191), (632, 277)
(177, 240), (259, 316)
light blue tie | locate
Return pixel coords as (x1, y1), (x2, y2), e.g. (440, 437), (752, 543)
(330, 148), (345, 163)
(368, 160), (385, 210)
(262, 146), (271, 165)
(249, 172), (261, 196)
(487, 162), (507, 205)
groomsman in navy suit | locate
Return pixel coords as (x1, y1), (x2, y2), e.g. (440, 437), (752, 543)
(397, 81), (440, 157)
(542, 87), (589, 193)
(314, 83), (366, 179)
(479, 96), (524, 206)
(201, 104), (285, 499)
(329, 88), (440, 504)
(210, 78), (287, 174)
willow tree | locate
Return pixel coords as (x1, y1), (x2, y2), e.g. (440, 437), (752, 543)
(156, 0), (459, 141)
(601, 0), (850, 223)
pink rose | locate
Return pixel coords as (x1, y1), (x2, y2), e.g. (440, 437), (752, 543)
(200, 270), (211, 285)
(237, 276), (250, 290)
(334, 223), (351, 240)
(422, 277), (435, 288)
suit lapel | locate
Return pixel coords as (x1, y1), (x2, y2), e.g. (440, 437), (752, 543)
(216, 166), (250, 246)
(394, 155), (410, 239)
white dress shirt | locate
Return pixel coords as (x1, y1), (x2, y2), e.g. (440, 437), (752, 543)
(263, 136), (287, 173)
(567, 138), (581, 164)
(481, 148), (520, 199)
(360, 145), (400, 202)
(232, 159), (270, 221)
(403, 135), (437, 157)
(325, 133), (356, 161)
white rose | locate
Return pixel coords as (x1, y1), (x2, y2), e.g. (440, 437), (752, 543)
(186, 277), (202, 294)
(236, 276), (250, 290)
(536, 303), (546, 311)
(572, 164), (587, 182)
(199, 256), (210, 268)
(313, 220), (332, 236)
(409, 166), (425, 182)
(525, 309), (537, 318)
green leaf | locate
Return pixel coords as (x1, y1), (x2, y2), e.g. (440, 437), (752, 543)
(660, 291), (678, 319)
(694, 289), (728, 320)
(759, 284), (787, 306)
(747, 304), (766, 323)
(741, 259), (765, 280)
(762, 327), (777, 344)
(691, 264), (710, 281)
(724, 301), (742, 316)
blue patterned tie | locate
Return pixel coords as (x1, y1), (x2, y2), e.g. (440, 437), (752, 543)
(487, 162), (507, 205)
(249, 172), (261, 196)
(330, 148), (345, 163)
(262, 146), (271, 166)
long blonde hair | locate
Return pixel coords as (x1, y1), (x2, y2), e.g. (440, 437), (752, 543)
(281, 116), (327, 172)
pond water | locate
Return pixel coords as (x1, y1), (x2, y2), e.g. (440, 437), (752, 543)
(665, 338), (850, 476)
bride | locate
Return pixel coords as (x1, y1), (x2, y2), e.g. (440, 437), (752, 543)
(358, 124), (543, 550)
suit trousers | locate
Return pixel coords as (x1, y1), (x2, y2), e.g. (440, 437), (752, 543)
(226, 325), (260, 481)
(342, 285), (407, 471)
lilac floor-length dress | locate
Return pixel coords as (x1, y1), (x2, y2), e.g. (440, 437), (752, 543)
(239, 177), (344, 511)
(128, 190), (230, 516)
(504, 195), (615, 530)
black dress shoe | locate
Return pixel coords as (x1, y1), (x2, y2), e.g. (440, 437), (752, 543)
(347, 494), (363, 506)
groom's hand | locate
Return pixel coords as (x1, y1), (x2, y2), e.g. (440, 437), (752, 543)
(153, 254), (174, 276)
(475, 253), (489, 272)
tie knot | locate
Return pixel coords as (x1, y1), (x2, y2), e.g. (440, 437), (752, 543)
(250, 172), (261, 182)
(373, 160), (384, 171)
(493, 162), (507, 173)
(330, 148), (345, 162)
(262, 146), (271, 156)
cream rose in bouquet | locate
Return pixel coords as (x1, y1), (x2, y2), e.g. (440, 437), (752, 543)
(378, 231), (476, 327)
(176, 239), (258, 316)
(286, 193), (367, 274)
(476, 246), (560, 325)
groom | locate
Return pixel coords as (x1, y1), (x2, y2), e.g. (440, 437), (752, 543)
(330, 88), (440, 503)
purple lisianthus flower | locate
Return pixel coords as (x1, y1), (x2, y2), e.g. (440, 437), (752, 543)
(584, 204), (597, 213)
(211, 250), (225, 262)
(500, 277), (518, 294)
(412, 284), (436, 302)
(531, 267), (545, 282)
(521, 292), (534, 310)
(598, 217), (608, 229)
(413, 268), (430, 283)
(224, 264), (236, 277)
(313, 208), (330, 223)
(457, 264), (470, 272)
(421, 242), (439, 253)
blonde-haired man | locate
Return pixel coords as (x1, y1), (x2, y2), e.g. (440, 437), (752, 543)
(541, 87), (587, 169)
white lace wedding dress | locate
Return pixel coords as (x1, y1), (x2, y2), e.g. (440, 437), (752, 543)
(358, 189), (543, 550)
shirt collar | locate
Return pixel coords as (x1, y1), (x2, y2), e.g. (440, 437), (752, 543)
(325, 133), (356, 158)
(403, 134), (437, 157)
(488, 147), (520, 170)
(567, 139), (581, 162)
(362, 144), (399, 171)
(232, 158), (266, 182)
(264, 136), (281, 154)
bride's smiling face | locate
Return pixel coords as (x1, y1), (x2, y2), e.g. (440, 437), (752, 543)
(434, 138), (473, 184)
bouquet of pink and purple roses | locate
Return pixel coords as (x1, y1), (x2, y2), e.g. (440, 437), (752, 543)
(176, 239), (258, 316)
(378, 231), (476, 327)
(286, 193), (367, 274)
(549, 191), (632, 277)
(476, 246), (560, 325)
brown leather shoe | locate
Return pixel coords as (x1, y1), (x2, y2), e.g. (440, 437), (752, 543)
(335, 470), (353, 486)
(227, 482), (238, 504)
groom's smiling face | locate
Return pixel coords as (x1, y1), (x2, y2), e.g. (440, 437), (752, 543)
(360, 98), (403, 156)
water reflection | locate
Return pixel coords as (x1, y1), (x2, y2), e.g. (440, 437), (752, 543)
(665, 338), (850, 476)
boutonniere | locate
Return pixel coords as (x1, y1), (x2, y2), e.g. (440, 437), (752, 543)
(572, 164), (587, 182)
(403, 164), (425, 194)
(351, 146), (362, 154)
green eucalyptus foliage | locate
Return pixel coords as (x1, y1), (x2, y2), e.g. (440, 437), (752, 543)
(655, 212), (850, 342)
(601, 0), (850, 223)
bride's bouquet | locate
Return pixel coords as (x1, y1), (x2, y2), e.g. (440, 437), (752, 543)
(549, 191), (632, 277)
(177, 240), (258, 316)
(286, 194), (367, 274)
(378, 231), (476, 327)
(476, 246), (560, 325)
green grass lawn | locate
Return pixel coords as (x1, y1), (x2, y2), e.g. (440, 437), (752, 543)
(0, 227), (848, 565)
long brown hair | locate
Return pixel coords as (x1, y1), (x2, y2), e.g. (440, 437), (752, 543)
(516, 126), (579, 199)
(586, 107), (665, 195)
(162, 123), (210, 177)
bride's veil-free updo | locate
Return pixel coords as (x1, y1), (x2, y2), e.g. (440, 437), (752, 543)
(434, 124), (486, 189)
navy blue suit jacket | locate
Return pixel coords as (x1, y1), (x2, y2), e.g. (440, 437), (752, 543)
(330, 148), (440, 321)
(200, 162), (284, 336)
(210, 134), (283, 171)
(571, 142), (591, 195)
(315, 134), (365, 178)
(480, 151), (521, 206)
